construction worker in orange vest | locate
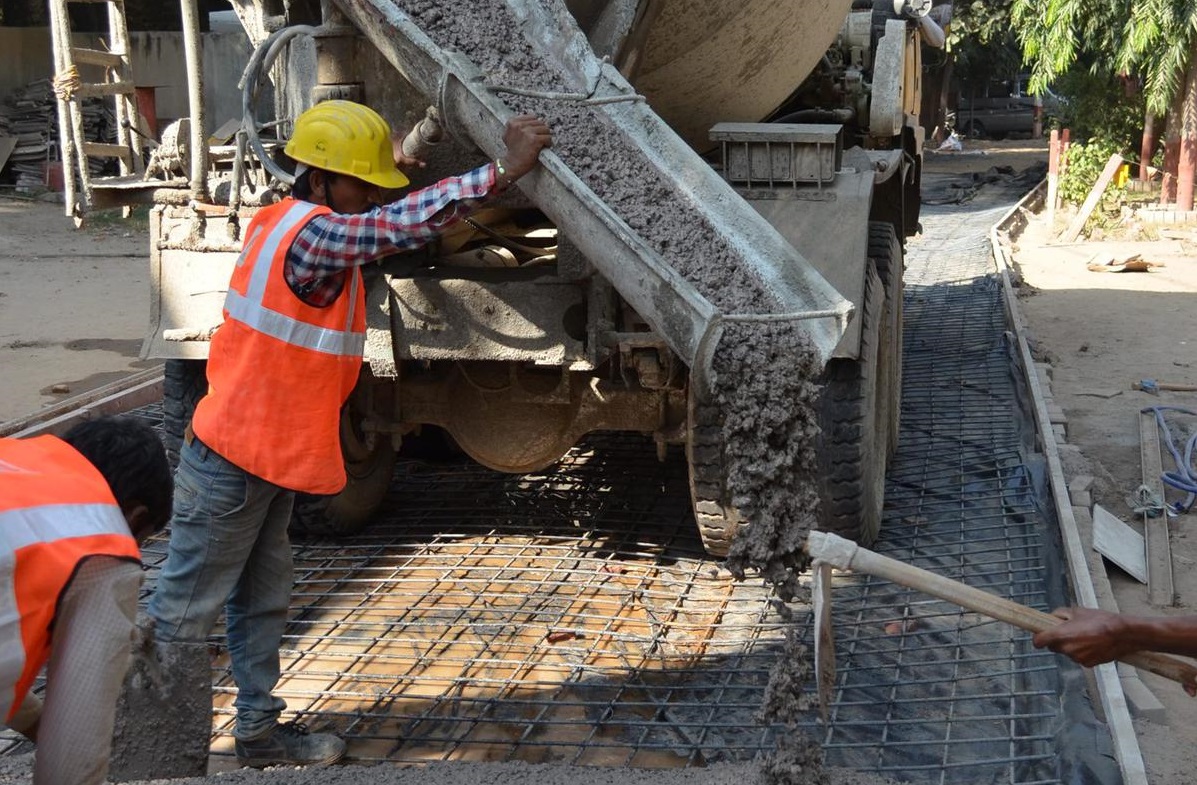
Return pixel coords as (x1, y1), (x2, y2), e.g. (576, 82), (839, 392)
(0, 416), (173, 785)
(147, 100), (552, 768)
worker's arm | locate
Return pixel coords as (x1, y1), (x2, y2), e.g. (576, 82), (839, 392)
(282, 164), (495, 306)
(34, 556), (141, 785)
(1033, 607), (1197, 665)
(285, 115), (552, 304)
(296, 160), (497, 254)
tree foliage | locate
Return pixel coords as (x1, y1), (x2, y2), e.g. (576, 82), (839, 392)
(1057, 139), (1125, 206)
(1013, 0), (1197, 117)
(1118, 0), (1197, 116)
(1053, 68), (1146, 150)
(948, 1), (1023, 92)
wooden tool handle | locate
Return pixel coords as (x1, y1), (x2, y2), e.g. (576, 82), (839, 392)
(807, 531), (1197, 688)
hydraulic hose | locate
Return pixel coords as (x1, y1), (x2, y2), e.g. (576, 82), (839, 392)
(1143, 405), (1197, 513)
(238, 25), (320, 187)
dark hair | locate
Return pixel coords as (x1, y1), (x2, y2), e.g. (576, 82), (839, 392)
(62, 417), (173, 536)
(290, 166), (337, 202)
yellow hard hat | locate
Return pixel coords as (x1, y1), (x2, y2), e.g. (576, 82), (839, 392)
(285, 100), (409, 189)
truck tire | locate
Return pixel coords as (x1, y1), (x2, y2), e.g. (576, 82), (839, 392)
(290, 439), (396, 538)
(686, 393), (745, 558)
(290, 393), (397, 538)
(868, 221), (903, 459)
(816, 262), (888, 545)
(163, 359), (207, 470)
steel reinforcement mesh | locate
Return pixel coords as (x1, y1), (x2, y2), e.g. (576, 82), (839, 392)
(138, 436), (794, 771)
(807, 193), (1073, 784)
(0, 178), (1095, 784)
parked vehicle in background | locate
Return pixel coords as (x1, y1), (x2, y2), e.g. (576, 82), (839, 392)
(956, 74), (1062, 139)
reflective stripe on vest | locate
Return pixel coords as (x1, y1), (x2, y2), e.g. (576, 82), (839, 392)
(223, 201), (365, 357)
(0, 503), (133, 550)
(0, 503), (133, 721)
(0, 436), (140, 722)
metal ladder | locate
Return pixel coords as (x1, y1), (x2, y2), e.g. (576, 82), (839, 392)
(46, 0), (145, 220)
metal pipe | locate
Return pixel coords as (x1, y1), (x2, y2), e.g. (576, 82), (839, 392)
(239, 26), (320, 187)
(401, 106), (444, 161)
(180, 0), (209, 202)
(917, 14), (946, 49)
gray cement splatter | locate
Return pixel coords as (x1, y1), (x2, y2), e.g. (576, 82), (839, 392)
(0, 756), (905, 785)
(715, 322), (823, 602)
(109, 638), (212, 781)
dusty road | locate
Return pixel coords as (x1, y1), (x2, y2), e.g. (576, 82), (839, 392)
(0, 198), (157, 425)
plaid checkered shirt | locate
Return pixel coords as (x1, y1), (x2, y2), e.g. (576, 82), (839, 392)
(284, 162), (496, 306)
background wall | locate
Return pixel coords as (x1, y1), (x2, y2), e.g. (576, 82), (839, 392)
(0, 27), (253, 134)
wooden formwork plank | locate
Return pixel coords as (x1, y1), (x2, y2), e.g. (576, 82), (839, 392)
(1060, 153), (1123, 244)
(1140, 410), (1175, 607)
(0, 368), (164, 439)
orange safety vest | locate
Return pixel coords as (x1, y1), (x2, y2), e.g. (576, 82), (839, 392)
(191, 198), (366, 494)
(0, 435), (140, 724)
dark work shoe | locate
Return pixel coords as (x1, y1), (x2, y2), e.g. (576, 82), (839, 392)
(234, 721), (346, 768)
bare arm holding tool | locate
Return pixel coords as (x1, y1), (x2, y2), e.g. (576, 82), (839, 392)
(1034, 607), (1197, 694)
(806, 531), (1197, 696)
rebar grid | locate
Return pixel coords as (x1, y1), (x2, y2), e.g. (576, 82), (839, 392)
(0, 184), (1080, 783)
(137, 437), (794, 770)
(802, 201), (1065, 784)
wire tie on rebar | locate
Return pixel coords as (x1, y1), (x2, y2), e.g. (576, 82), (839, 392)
(1129, 484), (1167, 518)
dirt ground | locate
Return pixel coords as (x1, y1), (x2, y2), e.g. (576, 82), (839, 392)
(2, 138), (1196, 783)
(0, 197), (159, 424)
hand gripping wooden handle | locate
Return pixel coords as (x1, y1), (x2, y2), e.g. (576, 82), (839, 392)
(806, 531), (1197, 689)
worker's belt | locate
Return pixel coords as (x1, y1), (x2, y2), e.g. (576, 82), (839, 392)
(182, 422), (218, 464)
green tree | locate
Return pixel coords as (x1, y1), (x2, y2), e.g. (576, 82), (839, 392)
(949, 1), (1022, 95)
(1013, 0), (1197, 209)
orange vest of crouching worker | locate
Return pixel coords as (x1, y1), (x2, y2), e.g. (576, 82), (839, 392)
(0, 435), (141, 723)
(191, 198), (366, 495)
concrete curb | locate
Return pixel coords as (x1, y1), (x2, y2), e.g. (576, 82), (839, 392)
(990, 180), (1150, 784)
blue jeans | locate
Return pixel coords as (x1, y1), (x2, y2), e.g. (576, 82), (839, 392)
(148, 434), (296, 741)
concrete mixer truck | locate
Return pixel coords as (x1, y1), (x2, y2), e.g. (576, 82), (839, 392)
(83, 0), (944, 556)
